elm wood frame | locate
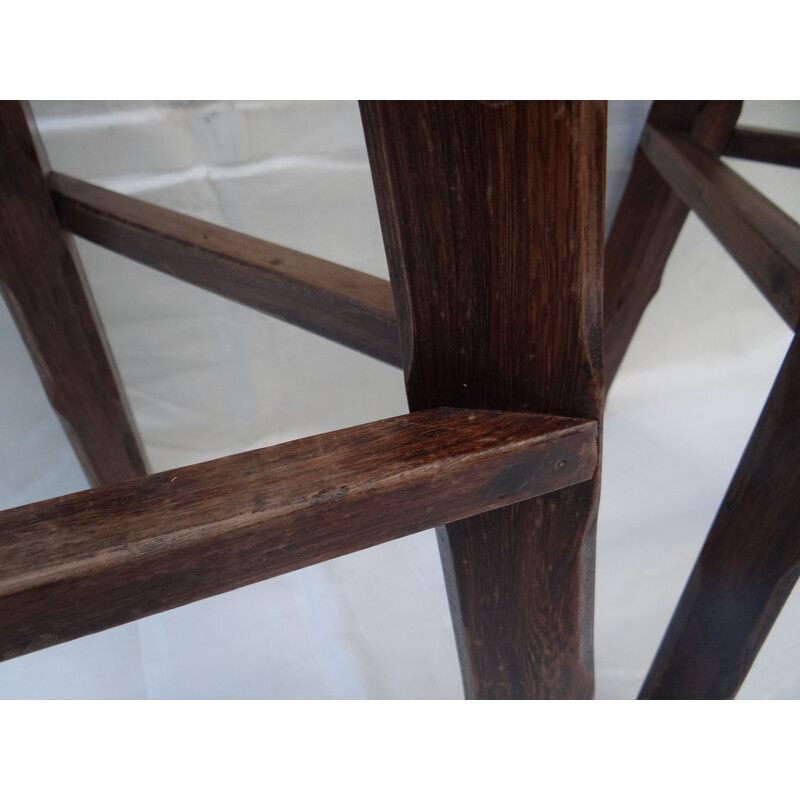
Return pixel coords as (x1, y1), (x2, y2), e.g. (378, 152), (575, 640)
(362, 101), (606, 699)
(2, 100), (605, 700)
(0, 408), (598, 662)
(606, 103), (800, 698)
(7, 99), (796, 699)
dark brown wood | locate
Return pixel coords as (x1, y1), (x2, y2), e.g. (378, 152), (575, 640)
(0, 407), (597, 662)
(724, 125), (800, 169)
(604, 101), (742, 387)
(642, 125), (800, 330)
(0, 101), (148, 486)
(361, 101), (606, 699)
(50, 171), (402, 367)
(639, 334), (800, 699)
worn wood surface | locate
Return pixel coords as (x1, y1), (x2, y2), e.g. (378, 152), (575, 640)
(50, 171), (402, 366)
(724, 125), (800, 169)
(0, 407), (597, 662)
(0, 101), (148, 486)
(642, 125), (800, 330)
(362, 101), (606, 699)
(604, 101), (742, 387)
(640, 335), (800, 699)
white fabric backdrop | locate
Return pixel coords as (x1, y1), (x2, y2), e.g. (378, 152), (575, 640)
(1, 101), (797, 698)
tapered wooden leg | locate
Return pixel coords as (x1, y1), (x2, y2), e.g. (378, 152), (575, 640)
(361, 101), (605, 698)
(604, 101), (742, 387)
(639, 334), (800, 699)
(0, 101), (148, 486)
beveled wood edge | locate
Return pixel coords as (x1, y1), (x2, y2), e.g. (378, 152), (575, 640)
(0, 407), (598, 661)
(49, 172), (403, 367)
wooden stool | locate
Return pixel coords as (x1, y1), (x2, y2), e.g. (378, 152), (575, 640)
(0, 101), (797, 699)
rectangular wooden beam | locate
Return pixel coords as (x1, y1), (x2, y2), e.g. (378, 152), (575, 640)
(362, 101), (606, 699)
(642, 125), (800, 330)
(604, 101), (742, 387)
(0, 101), (148, 486)
(50, 172), (402, 367)
(639, 334), (800, 699)
(0, 407), (597, 663)
(724, 125), (800, 169)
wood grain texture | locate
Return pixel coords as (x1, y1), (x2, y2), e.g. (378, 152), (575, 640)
(642, 124), (800, 330)
(0, 101), (148, 486)
(639, 335), (800, 699)
(50, 172), (402, 366)
(0, 407), (597, 662)
(604, 101), (742, 387)
(724, 126), (800, 169)
(361, 101), (606, 699)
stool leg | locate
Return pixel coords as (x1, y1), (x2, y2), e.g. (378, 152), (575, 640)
(0, 102), (148, 486)
(604, 100), (742, 388)
(639, 333), (800, 699)
(362, 101), (606, 698)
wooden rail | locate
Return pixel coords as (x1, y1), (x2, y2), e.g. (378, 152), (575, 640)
(0, 407), (597, 662)
(642, 125), (800, 330)
(724, 126), (800, 169)
(50, 172), (403, 367)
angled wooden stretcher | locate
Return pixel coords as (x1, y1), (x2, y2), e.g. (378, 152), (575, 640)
(0, 100), (797, 698)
